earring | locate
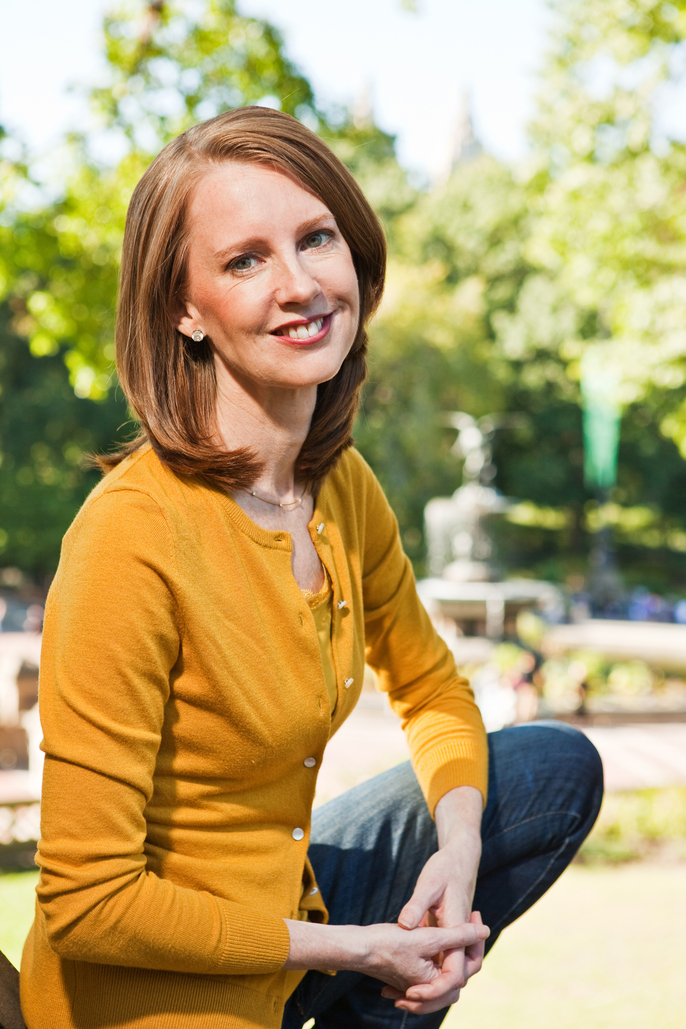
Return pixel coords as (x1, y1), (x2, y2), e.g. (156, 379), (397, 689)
(191, 329), (205, 342)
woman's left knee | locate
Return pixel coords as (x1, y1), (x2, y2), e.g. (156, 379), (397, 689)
(494, 720), (604, 805)
(531, 721), (604, 816)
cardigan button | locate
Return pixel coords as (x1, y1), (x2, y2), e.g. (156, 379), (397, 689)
(309, 887), (319, 895)
(337, 600), (347, 609)
(344, 678), (354, 689)
(292, 827), (305, 841)
(303, 756), (316, 768)
(317, 523), (325, 534)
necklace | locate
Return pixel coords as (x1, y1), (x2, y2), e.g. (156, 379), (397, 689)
(247, 487), (304, 509)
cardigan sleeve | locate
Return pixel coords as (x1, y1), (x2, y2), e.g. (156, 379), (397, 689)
(353, 454), (488, 814)
(36, 487), (290, 975)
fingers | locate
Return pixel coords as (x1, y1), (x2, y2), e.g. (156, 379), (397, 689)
(382, 982), (463, 1014)
(407, 932), (484, 1002)
(404, 956), (465, 1003)
(464, 912), (485, 979)
(391, 914), (489, 1012)
(370, 918), (489, 1011)
(430, 922), (489, 953)
(398, 876), (443, 930)
(396, 949), (471, 1013)
(380, 986), (404, 1000)
(464, 939), (484, 980)
(397, 942), (472, 1005)
(395, 987), (463, 1015)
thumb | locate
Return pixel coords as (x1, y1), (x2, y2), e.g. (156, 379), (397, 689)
(398, 882), (440, 930)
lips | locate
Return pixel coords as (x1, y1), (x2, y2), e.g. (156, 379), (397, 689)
(270, 312), (333, 345)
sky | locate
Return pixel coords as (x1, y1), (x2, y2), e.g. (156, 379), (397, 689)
(0, 0), (550, 181)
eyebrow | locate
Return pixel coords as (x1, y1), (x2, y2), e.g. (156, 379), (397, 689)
(211, 214), (337, 263)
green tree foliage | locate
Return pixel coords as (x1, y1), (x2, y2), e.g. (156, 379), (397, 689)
(501, 0), (686, 407)
(94, 0), (317, 151)
(356, 0), (686, 585)
(0, 120), (131, 576)
(0, 306), (128, 578)
(485, 0), (686, 584)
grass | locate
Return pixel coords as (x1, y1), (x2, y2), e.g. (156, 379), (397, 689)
(578, 785), (686, 863)
(0, 870), (38, 969)
(446, 863), (686, 1029)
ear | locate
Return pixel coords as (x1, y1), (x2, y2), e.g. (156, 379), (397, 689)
(170, 294), (201, 338)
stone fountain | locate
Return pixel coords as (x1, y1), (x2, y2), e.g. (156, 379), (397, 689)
(418, 412), (563, 645)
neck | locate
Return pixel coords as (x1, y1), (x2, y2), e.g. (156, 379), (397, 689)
(214, 364), (316, 500)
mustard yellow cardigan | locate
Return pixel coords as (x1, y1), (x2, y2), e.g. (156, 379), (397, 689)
(21, 445), (487, 1029)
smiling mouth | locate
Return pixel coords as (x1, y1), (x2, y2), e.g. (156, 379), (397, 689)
(270, 313), (332, 343)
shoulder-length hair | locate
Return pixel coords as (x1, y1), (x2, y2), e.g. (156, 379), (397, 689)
(98, 106), (386, 492)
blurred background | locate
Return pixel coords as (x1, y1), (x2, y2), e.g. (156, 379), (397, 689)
(1, 1), (686, 1026)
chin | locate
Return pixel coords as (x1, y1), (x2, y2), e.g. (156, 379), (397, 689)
(276, 351), (351, 389)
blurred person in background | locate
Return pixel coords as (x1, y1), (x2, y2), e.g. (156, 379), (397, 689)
(15, 108), (603, 1029)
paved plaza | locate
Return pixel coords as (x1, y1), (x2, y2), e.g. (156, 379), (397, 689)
(315, 693), (686, 806)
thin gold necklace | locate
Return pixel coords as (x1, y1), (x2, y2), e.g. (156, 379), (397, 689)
(247, 486), (305, 509)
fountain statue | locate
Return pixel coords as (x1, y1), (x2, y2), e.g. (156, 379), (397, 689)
(425, 412), (510, 582)
(418, 412), (563, 641)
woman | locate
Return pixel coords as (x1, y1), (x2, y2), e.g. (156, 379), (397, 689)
(20, 107), (602, 1029)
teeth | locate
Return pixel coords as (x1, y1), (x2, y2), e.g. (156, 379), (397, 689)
(285, 317), (324, 340)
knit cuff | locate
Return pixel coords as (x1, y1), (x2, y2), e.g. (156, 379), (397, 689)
(415, 743), (489, 818)
(218, 902), (292, 975)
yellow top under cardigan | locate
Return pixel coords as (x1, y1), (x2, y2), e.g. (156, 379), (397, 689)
(20, 444), (487, 1029)
(304, 575), (337, 715)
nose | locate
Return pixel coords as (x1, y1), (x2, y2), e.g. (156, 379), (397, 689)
(272, 253), (322, 308)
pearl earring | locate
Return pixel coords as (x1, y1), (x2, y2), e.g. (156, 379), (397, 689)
(191, 329), (205, 342)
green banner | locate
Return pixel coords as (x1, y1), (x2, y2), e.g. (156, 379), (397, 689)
(580, 347), (621, 490)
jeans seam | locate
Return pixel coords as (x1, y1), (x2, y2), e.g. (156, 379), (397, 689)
(482, 808), (582, 845)
(488, 828), (576, 933)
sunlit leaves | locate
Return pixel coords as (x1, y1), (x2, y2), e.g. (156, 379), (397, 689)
(510, 0), (686, 404)
(91, 0), (318, 155)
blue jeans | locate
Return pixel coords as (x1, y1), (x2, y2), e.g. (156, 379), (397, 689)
(282, 721), (603, 1029)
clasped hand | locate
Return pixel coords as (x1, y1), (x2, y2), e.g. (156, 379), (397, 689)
(284, 786), (487, 1015)
(378, 820), (487, 1014)
(369, 910), (487, 1015)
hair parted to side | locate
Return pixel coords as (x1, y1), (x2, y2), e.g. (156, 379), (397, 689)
(98, 106), (387, 492)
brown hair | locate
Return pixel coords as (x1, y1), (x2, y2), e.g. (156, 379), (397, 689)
(98, 106), (386, 491)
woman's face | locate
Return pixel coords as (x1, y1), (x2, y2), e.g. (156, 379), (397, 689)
(176, 161), (361, 400)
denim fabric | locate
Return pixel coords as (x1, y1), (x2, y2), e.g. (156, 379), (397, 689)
(282, 721), (603, 1029)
